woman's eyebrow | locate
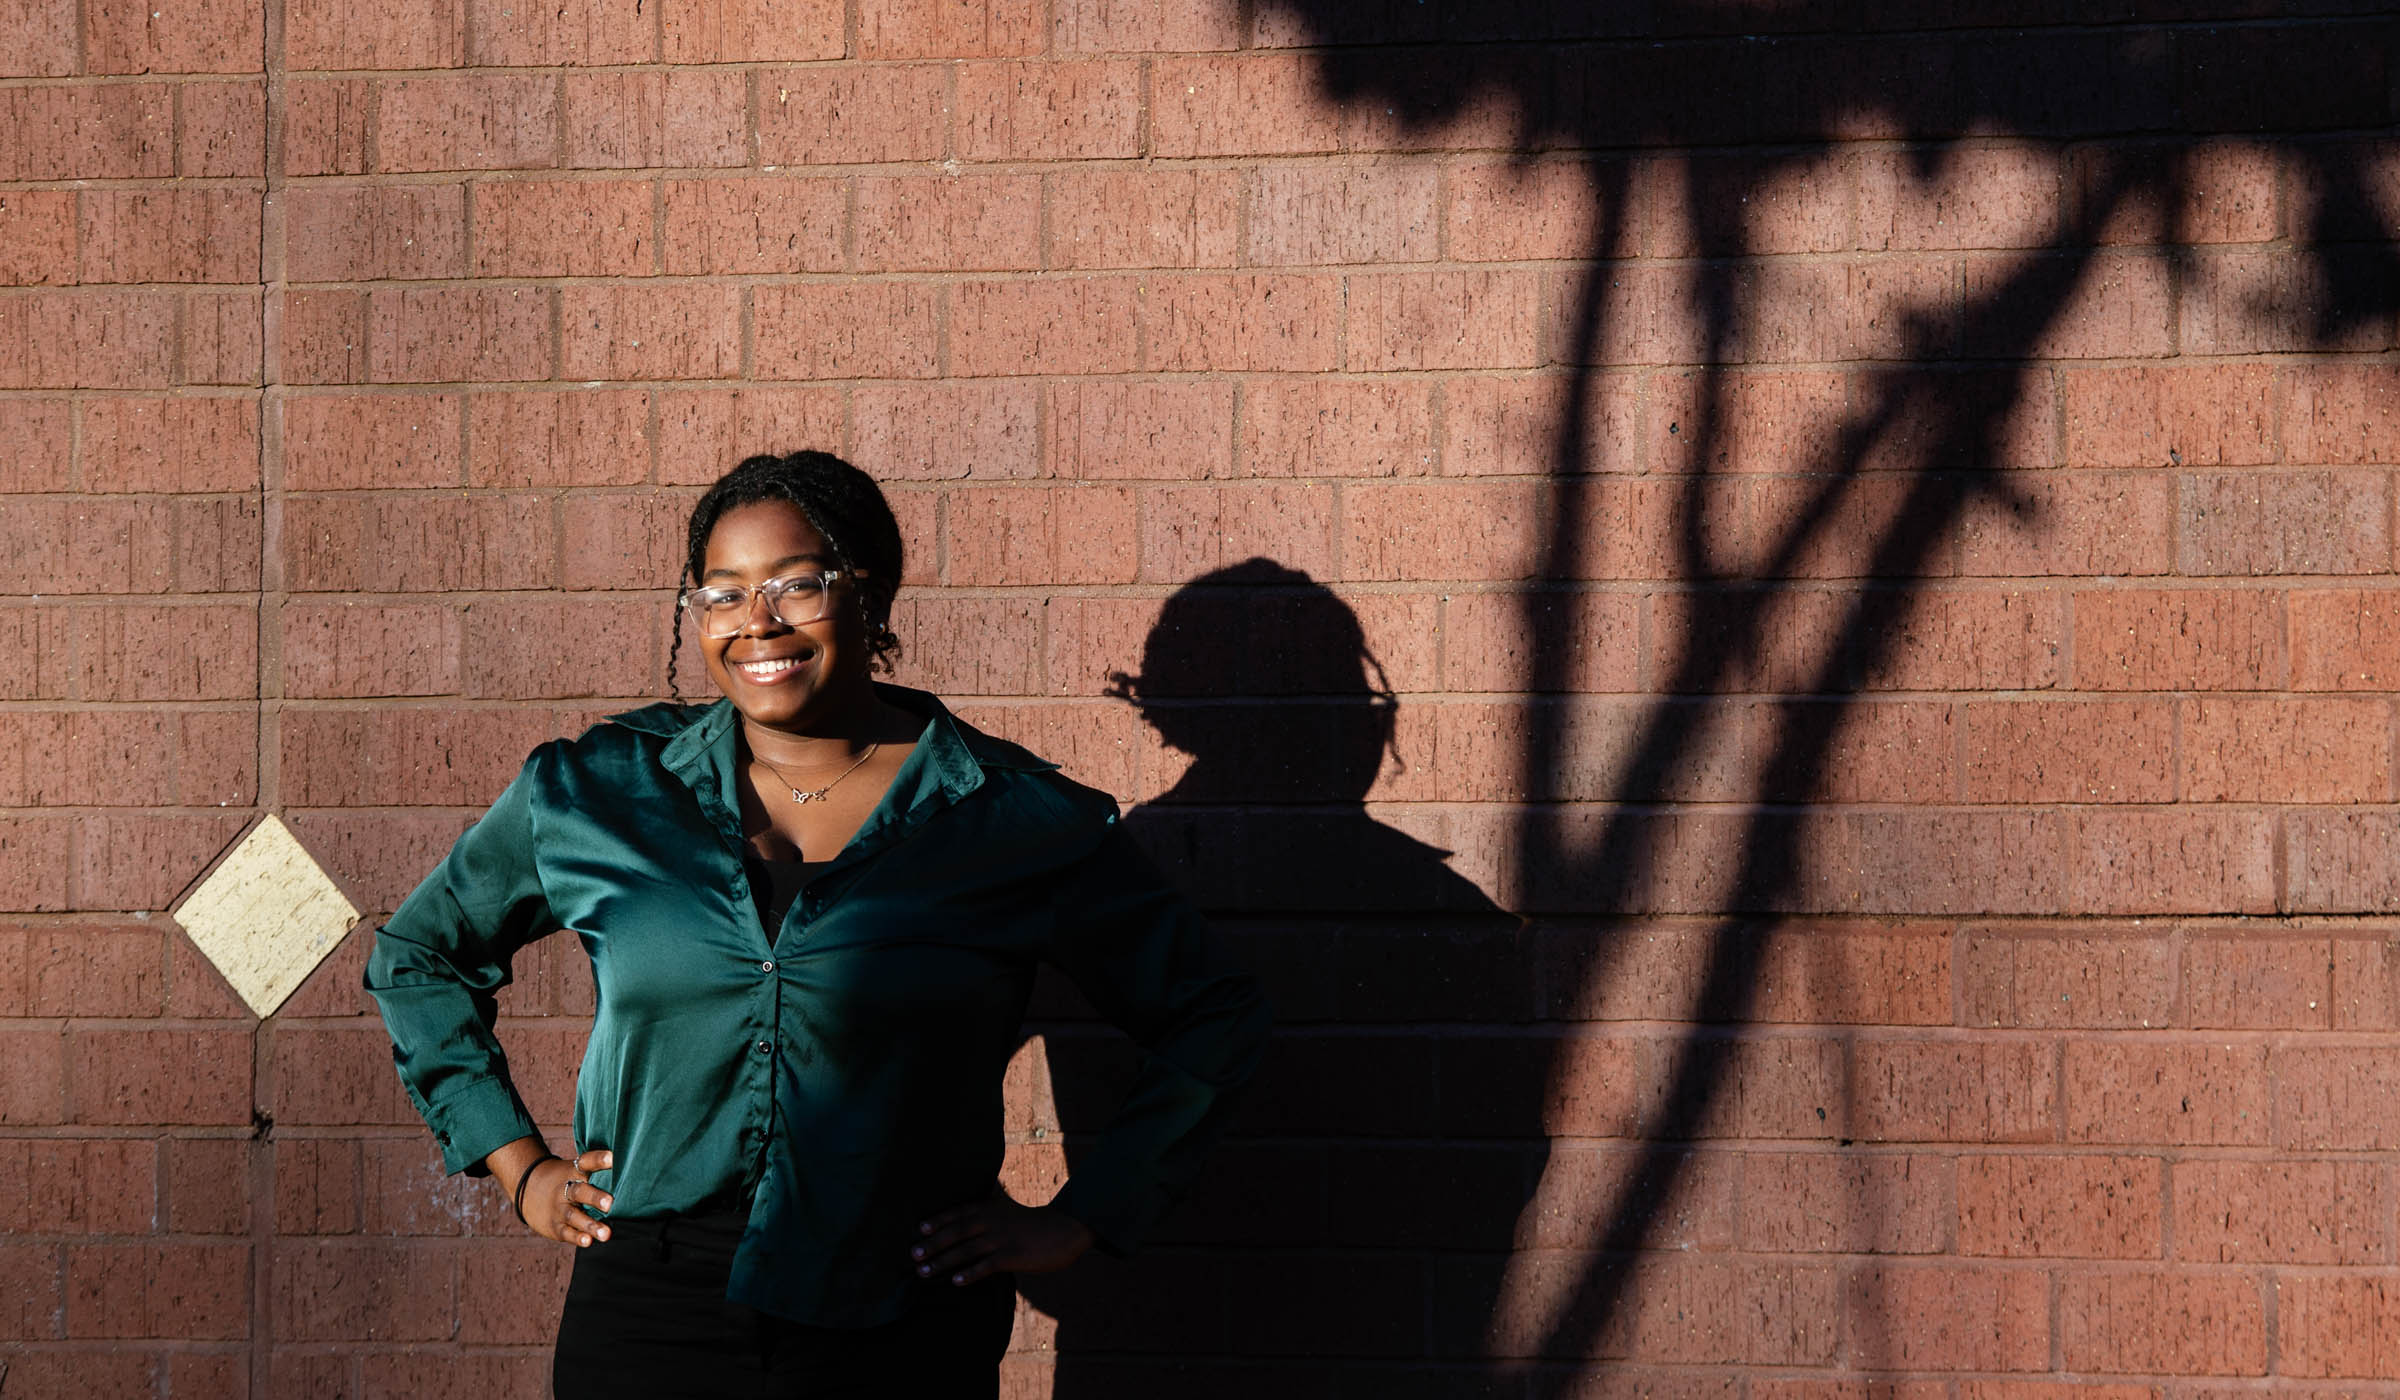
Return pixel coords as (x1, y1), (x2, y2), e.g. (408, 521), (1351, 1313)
(700, 553), (829, 581)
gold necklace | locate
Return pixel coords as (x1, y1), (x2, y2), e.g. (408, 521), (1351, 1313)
(752, 742), (878, 805)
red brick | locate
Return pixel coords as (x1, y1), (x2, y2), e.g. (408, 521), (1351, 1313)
(467, 389), (651, 488)
(1053, 0), (1237, 50)
(1342, 481), (1543, 583)
(1849, 1039), (2058, 1145)
(0, 82), (173, 179)
(1640, 150), (1856, 257)
(1141, 482), (1336, 584)
(284, 492), (555, 591)
(887, 596), (1042, 695)
(0, 397), (71, 491)
(2186, 251), (2393, 357)
(75, 811), (247, 910)
(945, 485), (1136, 586)
(369, 286), (553, 384)
(171, 495), (264, 593)
(1856, 145), (2062, 251)
(362, 1135), (512, 1237)
(279, 707), (551, 808)
(1140, 273), (1339, 373)
(282, 602), (461, 698)
(0, 1353), (153, 1395)
(165, 1137), (250, 1234)
(1840, 1264), (2050, 1372)
(2280, 1274), (2400, 1377)
(2071, 588), (2284, 690)
(2186, 697), (2391, 803)
(1958, 1154), (2161, 1259)
(282, 392), (463, 490)
(563, 68), (748, 169)
(856, 174), (1041, 274)
(2065, 1041), (2268, 1145)
(167, 1353), (244, 1397)
(272, 1240), (453, 1341)
(283, 78), (368, 175)
(1238, 379), (1431, 478)
(182, 287), (265, 387)
(956, 60), (1141, 160)
(282, 184), (466, 283)
(664, 0), (840, 59)
(1750, 923), (1954, 1027)
(2067, 809), (2277, 916)
(1046, 168), (1241, 271)
(860, 0), (1039, 57)
(177, 80), (266, 178)
(656, 385), (844, 484)
(166, 934), (249, 1017)
(1446, 158), (1602, 263)
(952, 277), (1140, 377)
(376, 75), (557, 173)
(1746, 474), (1943, 582)
(279, 289), (366, 385)
(2062, 365), (2275, 469)
(2180, 470), (2391, 576)
(456, 1237), (572, 1342)
(1150, 54), (1340, 158)
(1646, 370), (1844, 475)
(0, 291), (178, 388)
(560, 284), (740, 381)
(69, 603), (257, 698)
(67, 1029), (251, 1124)
(285, 0), (464, 67)
(1761, 699), (1955, 805)
(2287, 365), (2400, 466)
(0, 190), (75, 286)
(663, 177), (844, 276)
(284, 809), (473, 913)
(0, 1025), (67, 1117)
(268, 1027), (421, 1126)
(758, 64), (946, 165)
(1247, 164), (1438, 267)
(1347, 269), (1541, 371)
(1736, 1151), (1948, 1254)
(1965, 252), (2173, 360)
(850, 383), (1038, 482)
(472, 178), (654, 278)
(0, 606), (77, 702)
(950, 701), (1138, 801)
(560, 491), (695, 592)
(1044, 380), (1233, 480)
(276, 1138), (361, 1235)
(462, 598), (662, 699)
(1956, 471), (2175, 578)
(2057, 1270), (2265, 1376)
(2274, 1045), (2400, 1150)
(0, 0), (76, 75)
(83, 0), (259, 72)
(1608, 1256), (1839, 1365)
(79, 396), (259, 493)
(0, 1139), (157, 1233)
(25, 924), (169, 1013)
(0, 499), (169, 593)
(2091, 139), (2283, 246)
(1960, 930), (2173, 1029)
(2292, 588), (2400, 690)
(2176, 1158), (2385, 1264)
(1961, 701), (2172, 805)
(1446, 371), (1642, 477)
(469, 0), (650, 64)
(65, 1242), (250, 1339)
(753, 283), (939, 380)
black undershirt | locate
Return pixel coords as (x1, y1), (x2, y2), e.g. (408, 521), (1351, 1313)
(743, 852), (829, 939)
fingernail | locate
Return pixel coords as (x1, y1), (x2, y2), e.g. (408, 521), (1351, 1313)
(918, 1222), (932, 1235)
(951, 1274), (965, 1285)
(597, 1227), (610, 1241)
(917, 1265), (930, 1277)
(910, 1247), (924, 1259)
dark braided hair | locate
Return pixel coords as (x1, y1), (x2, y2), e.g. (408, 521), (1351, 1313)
(666, 451), (904, 699)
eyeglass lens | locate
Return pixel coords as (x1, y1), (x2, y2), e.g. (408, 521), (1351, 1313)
(695, 576), (832, 637)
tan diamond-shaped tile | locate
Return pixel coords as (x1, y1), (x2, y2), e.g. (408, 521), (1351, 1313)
(171, 814), (362, 1019)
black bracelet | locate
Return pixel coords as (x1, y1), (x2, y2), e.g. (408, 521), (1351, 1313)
(511, 1153), (559, 1226)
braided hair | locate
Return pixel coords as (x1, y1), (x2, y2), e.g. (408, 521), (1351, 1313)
(666, 451), (904, 699)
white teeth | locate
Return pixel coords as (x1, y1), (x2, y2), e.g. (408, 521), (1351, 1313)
(738, 656), (803, 677)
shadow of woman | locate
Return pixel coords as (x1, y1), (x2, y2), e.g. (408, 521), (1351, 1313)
(1015, 557), (1536, 1395)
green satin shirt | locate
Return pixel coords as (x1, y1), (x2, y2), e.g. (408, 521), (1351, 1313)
(364, 683), (1269, 1326)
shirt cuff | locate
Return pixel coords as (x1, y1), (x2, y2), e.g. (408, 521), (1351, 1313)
(420, 1074), (542, 1178)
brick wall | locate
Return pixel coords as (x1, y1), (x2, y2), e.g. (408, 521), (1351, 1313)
(2, 0), (2398, 1395)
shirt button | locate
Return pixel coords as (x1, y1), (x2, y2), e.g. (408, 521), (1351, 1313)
(753, 1040), (771, 1055)
(760, 959), (776, 973)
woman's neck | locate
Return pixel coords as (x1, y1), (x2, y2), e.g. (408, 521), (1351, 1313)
(739, 685), (914, 770)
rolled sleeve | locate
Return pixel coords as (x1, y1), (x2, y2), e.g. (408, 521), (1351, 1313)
(1041, 819), (1270, 1255)
(365, 744), (562, 1178)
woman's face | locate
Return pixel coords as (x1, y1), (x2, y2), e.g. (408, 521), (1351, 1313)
(695, 500), (873, 730)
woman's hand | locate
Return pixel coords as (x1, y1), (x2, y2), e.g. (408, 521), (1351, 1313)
(912, 1193), (1094, 1285)
(517, 1147), (616, 1248)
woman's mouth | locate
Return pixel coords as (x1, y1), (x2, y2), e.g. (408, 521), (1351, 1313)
(734, 654), (811, 684)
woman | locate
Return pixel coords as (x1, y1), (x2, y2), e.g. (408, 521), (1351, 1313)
(366, 451), (1270, 1398)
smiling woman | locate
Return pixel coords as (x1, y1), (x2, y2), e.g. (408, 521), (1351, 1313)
(364, 451), (1270, 1399)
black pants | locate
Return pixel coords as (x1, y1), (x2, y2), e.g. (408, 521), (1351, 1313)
(552, 1211), (1016, 1399)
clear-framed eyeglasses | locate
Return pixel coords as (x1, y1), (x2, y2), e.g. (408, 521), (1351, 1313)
(679, 569), (865, 639)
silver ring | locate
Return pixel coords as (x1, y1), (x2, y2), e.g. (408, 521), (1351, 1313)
(564, 1177), (580, 1199)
